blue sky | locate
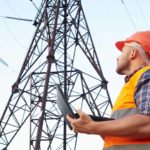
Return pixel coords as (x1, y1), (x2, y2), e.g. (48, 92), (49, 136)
(0, 0), (150, 149)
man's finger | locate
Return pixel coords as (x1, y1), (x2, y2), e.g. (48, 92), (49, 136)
(73, 127), (78, 134)
(76, 109), (87, 118)
(66, 114), (75, 122)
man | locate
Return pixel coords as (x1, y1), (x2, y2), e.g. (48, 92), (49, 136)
(67, 31), (150, 150)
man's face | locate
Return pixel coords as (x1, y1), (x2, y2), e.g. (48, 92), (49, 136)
(116, 45), (132, 75)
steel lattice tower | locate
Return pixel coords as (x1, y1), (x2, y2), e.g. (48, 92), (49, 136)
(0, 0), (112, 149)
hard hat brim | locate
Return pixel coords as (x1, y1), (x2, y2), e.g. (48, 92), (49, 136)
(115, 41), (126, 51)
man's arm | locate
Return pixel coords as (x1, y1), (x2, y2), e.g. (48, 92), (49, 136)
(94, 113), (150, 138)
(67, 110), (150, 139)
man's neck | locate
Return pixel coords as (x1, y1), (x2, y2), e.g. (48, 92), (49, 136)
(124, 66), (145, 82)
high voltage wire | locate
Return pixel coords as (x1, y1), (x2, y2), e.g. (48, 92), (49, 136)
(1, 1), (32, 49)
(30, 0), (41, 13)
(121, 0), (137, 31)
(0, 0), (34, 73)
(6, 0), (20, 18)
(135, 0), (149, 29)
(1, 18), (28, 49)
(121, 0), (150, 31)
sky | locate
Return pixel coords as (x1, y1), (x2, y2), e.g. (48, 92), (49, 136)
(0, 0), (150, 149)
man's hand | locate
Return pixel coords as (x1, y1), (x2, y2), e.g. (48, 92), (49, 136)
(67, 109), (95, 134)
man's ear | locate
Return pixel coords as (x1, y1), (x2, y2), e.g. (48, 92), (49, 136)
(130, 48), (138, 59)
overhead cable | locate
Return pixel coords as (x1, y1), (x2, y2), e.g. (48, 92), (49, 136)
(30, 0), (40, 13)
(6, 0), (21, 17)
(2, 18), (27, 49)
(121, 0), (137, 31)
(135, 0), (149, 29)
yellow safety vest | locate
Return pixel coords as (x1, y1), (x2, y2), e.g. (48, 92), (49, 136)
(104, 66), (150, 150)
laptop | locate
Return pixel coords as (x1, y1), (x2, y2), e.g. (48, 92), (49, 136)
(56, 85), (114, 130)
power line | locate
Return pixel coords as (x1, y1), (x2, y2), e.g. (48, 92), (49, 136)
(6, 0), (21, 17)
(121, 0), (137, 31)
(5, 0), (35, 23)
(29, 0), (41, 13)
(2, 18), (27, 49)
(135, 0), (149, 29)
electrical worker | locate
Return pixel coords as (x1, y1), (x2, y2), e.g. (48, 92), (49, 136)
(67, 31), (150, 150)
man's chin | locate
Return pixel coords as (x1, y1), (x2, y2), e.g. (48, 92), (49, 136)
(116, 69), (124, 75)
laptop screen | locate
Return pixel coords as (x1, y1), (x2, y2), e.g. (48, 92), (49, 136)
(56, 85), (75, 130)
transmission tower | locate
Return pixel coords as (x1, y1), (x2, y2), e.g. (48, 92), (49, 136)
(0, 0), (112, 149)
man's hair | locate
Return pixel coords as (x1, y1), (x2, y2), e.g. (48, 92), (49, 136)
(125, 42), (150, 65)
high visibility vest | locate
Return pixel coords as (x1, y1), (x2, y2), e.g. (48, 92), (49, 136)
(103, 66), (150, 150)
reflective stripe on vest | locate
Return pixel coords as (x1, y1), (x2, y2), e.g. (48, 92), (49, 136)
(111, 108), (138, 119)
(103, 66), (150, 150)
(104, 144), (150, 150)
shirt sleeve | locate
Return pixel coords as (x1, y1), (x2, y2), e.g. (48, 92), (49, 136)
(134, 70), (150, 116)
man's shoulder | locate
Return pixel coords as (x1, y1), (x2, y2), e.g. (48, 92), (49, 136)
(136, 69), (150, 89)
(134, 66), (150, 80)
(140, 69), (150, 80)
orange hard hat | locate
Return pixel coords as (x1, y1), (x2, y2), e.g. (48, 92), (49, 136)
(115, 31), (150, 53)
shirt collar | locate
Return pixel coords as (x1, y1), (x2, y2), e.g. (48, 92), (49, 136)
(124, 66), (145, 82)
